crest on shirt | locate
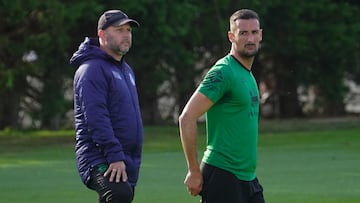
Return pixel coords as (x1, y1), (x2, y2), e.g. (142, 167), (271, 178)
(112, 71), (122, 80)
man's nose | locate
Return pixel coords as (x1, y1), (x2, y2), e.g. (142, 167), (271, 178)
(246, 33), (257, 42)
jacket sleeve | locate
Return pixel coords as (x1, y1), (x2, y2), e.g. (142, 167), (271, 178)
(75, 62), (125, 163)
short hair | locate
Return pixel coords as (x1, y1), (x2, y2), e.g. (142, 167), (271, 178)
(230, 9), (260, 31)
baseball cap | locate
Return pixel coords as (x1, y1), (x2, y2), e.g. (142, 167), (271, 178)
(98, 10), (139, 30)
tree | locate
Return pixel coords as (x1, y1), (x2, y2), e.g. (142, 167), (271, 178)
(1, 0), (359, 129)
(0, 0), (103, 129)
(259, 0), (360, 117)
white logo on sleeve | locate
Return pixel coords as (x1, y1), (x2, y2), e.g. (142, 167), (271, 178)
(129, 73), (135, 86)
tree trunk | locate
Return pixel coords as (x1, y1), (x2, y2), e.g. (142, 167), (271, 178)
(275, 60), (303, 118)
(0, 90), (21, 129)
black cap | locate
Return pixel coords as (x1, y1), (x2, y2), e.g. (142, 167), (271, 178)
(98, 10), (139, 30)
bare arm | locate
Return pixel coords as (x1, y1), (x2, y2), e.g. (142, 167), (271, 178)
(179, 91), (213, 196)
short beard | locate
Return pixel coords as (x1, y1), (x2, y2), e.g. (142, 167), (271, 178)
(105, 32), (130, 56)
(238, 44), (259, 57)
(109, 42), (129, 56)
(116, 49), (128, 56)
(238, 50), (258, 58)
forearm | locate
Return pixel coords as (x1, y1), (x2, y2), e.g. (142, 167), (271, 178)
(179, 91), (212, 196)
(179, 91), (213, 173)
(179, 116), (200, 173)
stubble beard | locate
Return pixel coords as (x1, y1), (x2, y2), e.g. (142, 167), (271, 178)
(106, 33), (131, 56)
(110, 41), (131, 56)
(238, 49), (258, 58)
(239, 44), (259, 58)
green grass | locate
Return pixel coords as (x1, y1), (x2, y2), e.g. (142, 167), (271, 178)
(0, 118), (359, 203)
(258, 129), (360, 203)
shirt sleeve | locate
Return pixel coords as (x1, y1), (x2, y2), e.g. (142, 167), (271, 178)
(198, 64), (231, 103)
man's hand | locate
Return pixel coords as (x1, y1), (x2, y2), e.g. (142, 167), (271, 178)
(184, 170), (203, 196)
(104, 161), (127, 183)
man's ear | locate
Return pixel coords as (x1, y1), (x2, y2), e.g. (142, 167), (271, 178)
(98, 29), (104, 38)
(228, 31), (234, 43)
(98, 29), (106, 45)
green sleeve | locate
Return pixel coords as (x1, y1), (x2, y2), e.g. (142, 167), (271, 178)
(198, 64), (232, 103)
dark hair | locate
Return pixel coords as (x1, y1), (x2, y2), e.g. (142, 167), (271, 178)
(230, 9), (260, 30)
(231, 9), (259, 21)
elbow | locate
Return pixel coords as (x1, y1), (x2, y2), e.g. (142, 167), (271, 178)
(179, 111), (195, 128)
(178, 112), (186, 126)
(179, 108), (191, 123)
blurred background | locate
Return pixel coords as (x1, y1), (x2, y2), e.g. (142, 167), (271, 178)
(0, 0), (359, 130)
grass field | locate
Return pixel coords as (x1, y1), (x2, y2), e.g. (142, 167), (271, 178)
(0, 118), (359, 203)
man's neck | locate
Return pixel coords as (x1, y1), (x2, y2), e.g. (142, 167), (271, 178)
(230, 50), (254, 70)
(99, 44), (123, 62)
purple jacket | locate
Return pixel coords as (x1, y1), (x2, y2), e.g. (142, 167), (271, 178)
(70, 37), (143, 186)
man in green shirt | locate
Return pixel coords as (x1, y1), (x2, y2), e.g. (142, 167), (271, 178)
(179, 9), (265, 203)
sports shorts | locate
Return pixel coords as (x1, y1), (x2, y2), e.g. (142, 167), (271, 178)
(200, 163), (265, 203)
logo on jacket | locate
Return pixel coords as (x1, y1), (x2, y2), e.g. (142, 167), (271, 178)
(129, 73), (135, 86)
(112, 71), (122, 80)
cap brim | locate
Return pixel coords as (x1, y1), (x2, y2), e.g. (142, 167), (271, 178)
(113, 19), (140, 27)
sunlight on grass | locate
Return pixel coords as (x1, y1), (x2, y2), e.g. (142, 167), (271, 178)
(0, 119), (359, 203)
(0, 159), (44, 168)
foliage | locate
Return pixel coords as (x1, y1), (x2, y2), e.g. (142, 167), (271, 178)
(260, 0), (360, 116)
(117, 0), (203, 124)
(0, 0), (103, 129)
(0, 0), (359, 129)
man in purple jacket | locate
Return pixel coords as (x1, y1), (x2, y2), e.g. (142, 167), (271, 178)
(70, 10), (143, 203)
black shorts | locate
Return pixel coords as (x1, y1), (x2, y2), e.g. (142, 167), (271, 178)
(87, 163), (134, 203)
(200, 163), (265, 203)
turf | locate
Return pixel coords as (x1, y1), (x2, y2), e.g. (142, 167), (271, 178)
(0, 119), (359, 203)
(258, 130), (360, 203)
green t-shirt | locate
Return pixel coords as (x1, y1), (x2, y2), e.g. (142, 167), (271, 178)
(198, 54), (260, 181)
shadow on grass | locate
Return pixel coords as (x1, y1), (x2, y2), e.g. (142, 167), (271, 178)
(1, 116), (359, 153)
